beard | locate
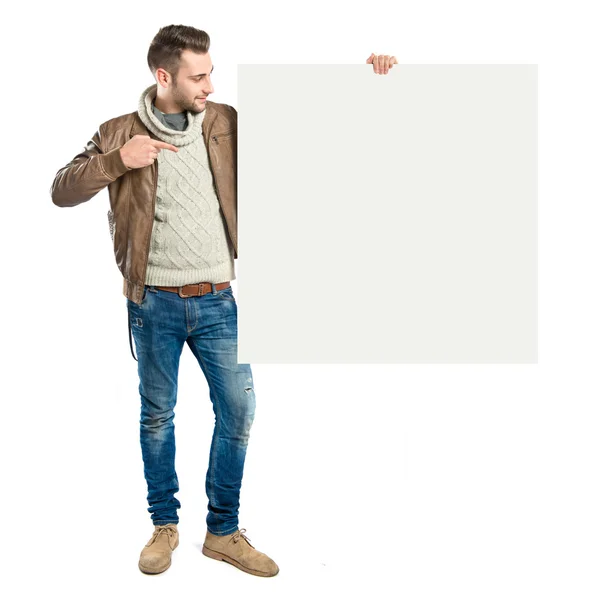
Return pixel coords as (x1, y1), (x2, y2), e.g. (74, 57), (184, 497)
(171, 81), (206, 114)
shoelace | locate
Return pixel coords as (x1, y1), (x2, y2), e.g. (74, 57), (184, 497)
(231, 528), (255, 549)
(148, 525), (177, 549)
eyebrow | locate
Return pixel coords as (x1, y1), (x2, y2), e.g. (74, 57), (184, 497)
(190, 66), (214, 78)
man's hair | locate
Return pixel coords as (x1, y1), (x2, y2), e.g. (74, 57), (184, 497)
(147, 25), (210, 84)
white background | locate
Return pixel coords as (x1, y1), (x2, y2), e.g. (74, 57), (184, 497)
(1, 0), (599, 598)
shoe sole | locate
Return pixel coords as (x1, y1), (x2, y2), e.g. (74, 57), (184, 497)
(202, 544), (279, 577)
(138, 558), (171, 575)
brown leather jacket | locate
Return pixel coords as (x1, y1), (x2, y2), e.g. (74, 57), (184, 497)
(50, 101), (238, 305)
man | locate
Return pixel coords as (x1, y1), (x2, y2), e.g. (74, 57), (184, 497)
(50, 24), (396, 577)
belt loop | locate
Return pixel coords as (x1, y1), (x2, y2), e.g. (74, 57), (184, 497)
(211, 282), (217, 295)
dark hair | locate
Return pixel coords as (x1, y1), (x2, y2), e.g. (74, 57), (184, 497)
(147, 25), (210, 83)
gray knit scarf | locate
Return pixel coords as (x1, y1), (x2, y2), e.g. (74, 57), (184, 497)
(137, 83), (205, 146)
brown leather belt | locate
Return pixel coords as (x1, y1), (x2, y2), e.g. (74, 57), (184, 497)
(152, 281), (231, 298)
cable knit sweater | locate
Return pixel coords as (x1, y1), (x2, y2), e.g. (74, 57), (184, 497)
(137, 83), (235, 286)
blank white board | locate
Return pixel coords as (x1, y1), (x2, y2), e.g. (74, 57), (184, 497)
(236, 65), (537, 363)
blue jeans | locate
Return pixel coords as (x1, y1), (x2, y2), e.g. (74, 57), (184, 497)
(127, 284), (256, 535)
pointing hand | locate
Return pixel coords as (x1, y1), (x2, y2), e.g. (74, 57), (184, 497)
(119, 135), (179, 169)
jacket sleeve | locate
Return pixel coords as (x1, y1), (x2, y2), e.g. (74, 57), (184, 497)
(50, 125), (131, 207)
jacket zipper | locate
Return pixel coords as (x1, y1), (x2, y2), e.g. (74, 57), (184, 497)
(210, 134), (237, 255)
(140, 162), (158, 301)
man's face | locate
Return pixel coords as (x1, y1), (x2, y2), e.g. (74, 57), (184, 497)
(168, 50), (214, 113)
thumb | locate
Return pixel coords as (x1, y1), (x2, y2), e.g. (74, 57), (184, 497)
(366, 52), (376, 64)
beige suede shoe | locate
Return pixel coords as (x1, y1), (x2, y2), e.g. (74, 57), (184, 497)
(138, 524), (179, 574)
(202, 528), (279, 577)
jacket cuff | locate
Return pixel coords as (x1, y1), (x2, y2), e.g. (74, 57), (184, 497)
(101, 146), (132, 179)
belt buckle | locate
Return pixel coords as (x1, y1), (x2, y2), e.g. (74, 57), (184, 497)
(177, 283), (209, 298)
(177, 283), (193, 298)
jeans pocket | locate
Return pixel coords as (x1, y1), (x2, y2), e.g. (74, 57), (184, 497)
(216, 285), (236, 302)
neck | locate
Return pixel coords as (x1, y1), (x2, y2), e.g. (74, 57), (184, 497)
(154, 95), (183, 114)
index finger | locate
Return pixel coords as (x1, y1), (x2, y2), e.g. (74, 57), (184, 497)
(151, 140), (179, 152)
